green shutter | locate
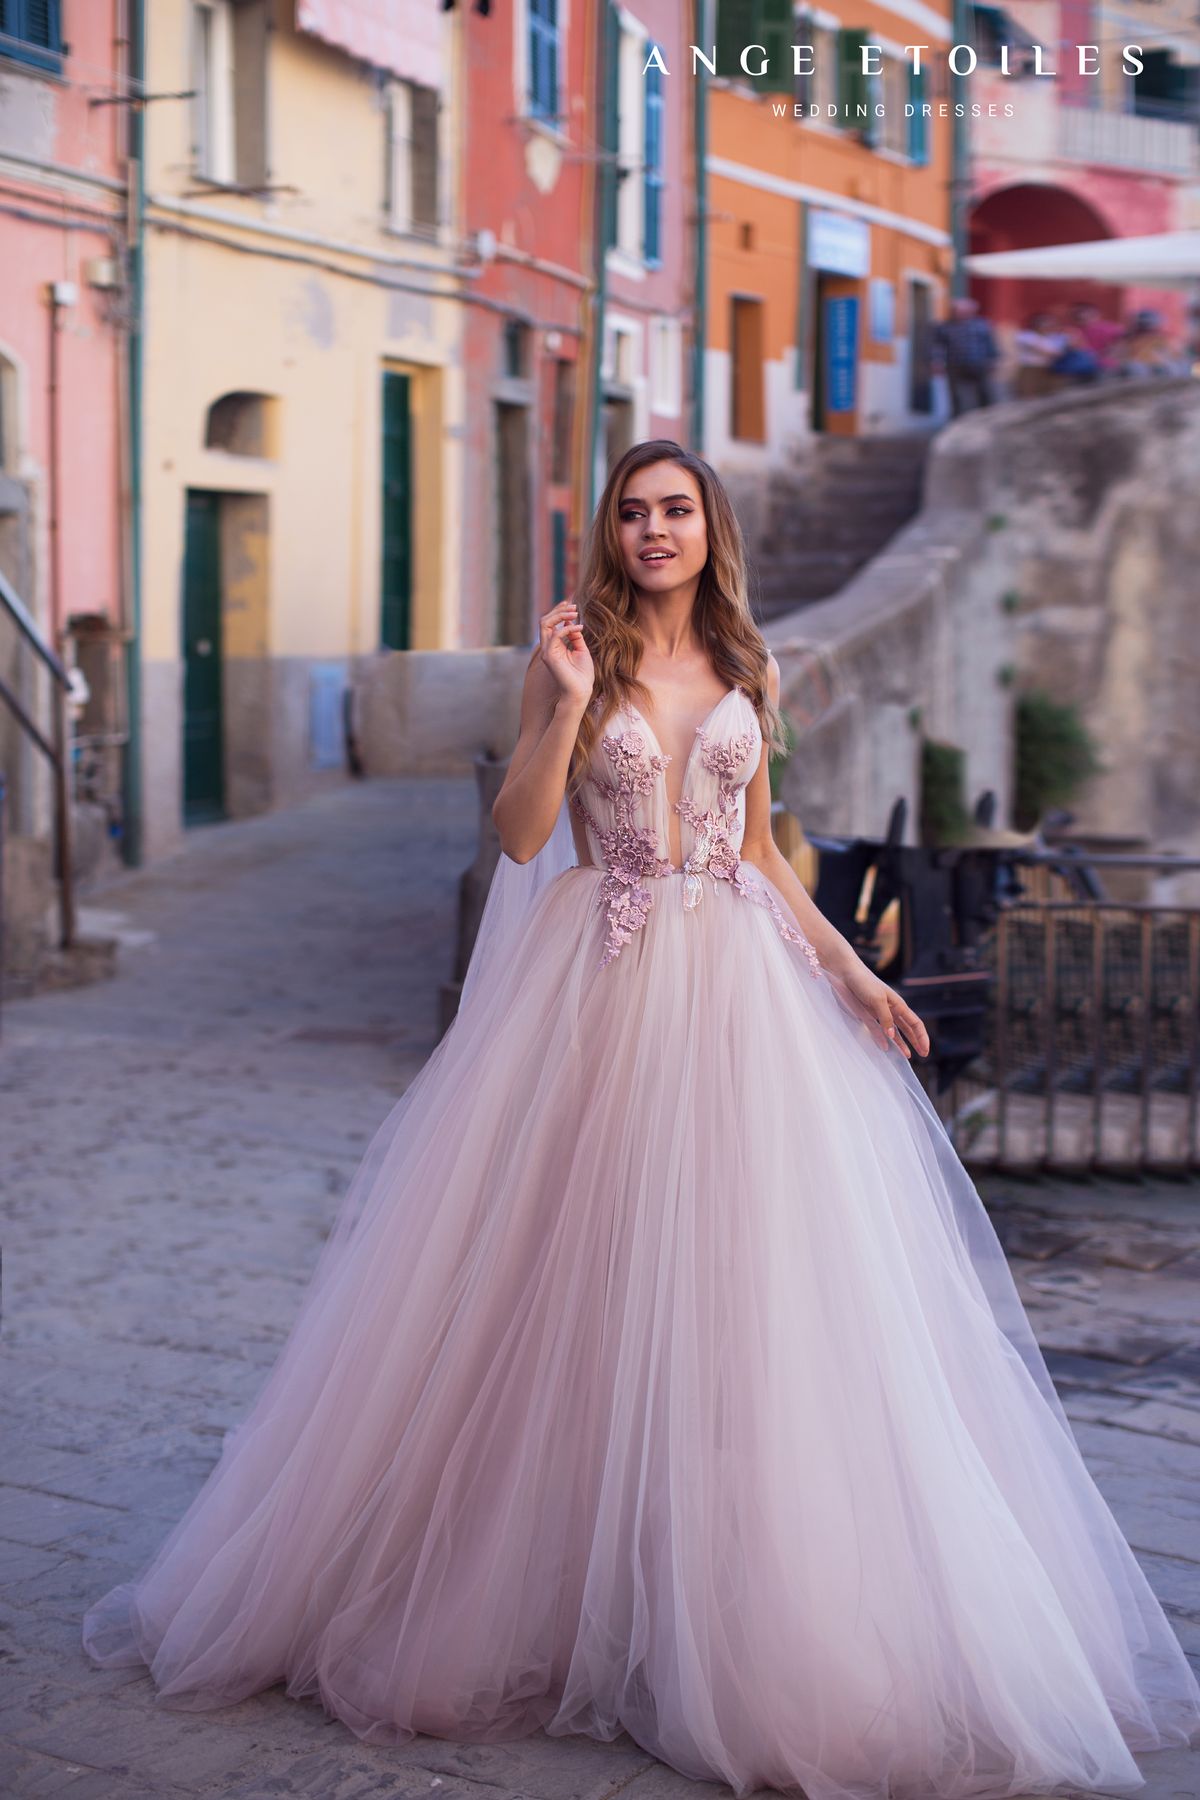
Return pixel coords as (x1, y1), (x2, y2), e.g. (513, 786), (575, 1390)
(715, 0), (757, 80)
(759, 0), (792, 93)
(907, 65), (929, 163)
(602, 1), (620, 249)
(838, 28), (866, 121)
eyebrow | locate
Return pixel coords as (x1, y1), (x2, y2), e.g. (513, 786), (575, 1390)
(619, 493), (695, 506)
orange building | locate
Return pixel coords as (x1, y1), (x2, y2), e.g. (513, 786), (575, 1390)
(702, 2), (956, 464)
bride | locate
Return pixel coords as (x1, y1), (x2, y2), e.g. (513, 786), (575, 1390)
(83, 439), (1200, 1798)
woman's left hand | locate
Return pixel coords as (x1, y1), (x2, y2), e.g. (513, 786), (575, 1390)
(841, 963), (930, 1060)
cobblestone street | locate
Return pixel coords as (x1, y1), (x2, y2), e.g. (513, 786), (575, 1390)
(1, 777), (1198, 1800)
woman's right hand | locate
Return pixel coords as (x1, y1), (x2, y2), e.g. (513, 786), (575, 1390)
(538, 598), (594, 712)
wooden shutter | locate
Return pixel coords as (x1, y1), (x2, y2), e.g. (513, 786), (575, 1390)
(233, 0), (270, 189)
(410, 85), (439, 234)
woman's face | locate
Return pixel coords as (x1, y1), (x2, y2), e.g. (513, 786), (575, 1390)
(616, 462), (709, 596)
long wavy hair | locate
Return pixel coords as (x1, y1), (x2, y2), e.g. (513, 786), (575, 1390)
(562, 439), (786, 792)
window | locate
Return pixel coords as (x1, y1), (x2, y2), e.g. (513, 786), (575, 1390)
(643, 53), (664, 266)
(792, 15), (816, 110)
(650, 318), (682, 416)
(1134, 49), (1199, 121)
(882, 54), (907, 154)
(192, 0), (270, 189)
(551, 359), (574, 483)
(503, 319), (530, 380)
(0, 0), (63, 76)
(528, 0), (559, 122)
(385, 80), (440, 236)
(204, 391), (276, 457)
(907, 64), (929, 163)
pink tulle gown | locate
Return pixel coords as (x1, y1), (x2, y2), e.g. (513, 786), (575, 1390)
(83, 686), (1200, 1798)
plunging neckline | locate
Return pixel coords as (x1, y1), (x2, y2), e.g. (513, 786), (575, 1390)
(624, 685), (742, 802)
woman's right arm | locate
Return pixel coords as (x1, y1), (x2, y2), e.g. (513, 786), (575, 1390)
(492, 598), (594, 864)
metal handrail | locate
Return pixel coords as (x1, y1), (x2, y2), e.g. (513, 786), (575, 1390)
(0, 568), (75, 979)
(0, 567), (71, 689)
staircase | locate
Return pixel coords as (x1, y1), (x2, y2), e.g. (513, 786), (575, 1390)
(752, 434), (932, 623)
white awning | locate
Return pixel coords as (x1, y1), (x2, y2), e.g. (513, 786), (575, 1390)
(296, 0), (444, 90)
(965, 231), (1200, 289)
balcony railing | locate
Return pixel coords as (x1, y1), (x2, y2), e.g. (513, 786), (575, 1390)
(1058, 103), (1199, 175)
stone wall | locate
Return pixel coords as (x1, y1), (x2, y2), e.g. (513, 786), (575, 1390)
(768, 377), (1200, 873)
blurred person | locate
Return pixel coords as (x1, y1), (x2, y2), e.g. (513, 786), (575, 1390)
(82, 443), (1200, 1797)
(1012, 309), (1067, 398)
(1070, 301), (1125, 377)
(933, 295), (1000, 415)
(1048, 322), (1102, 385)
(1118, 309), (1185, 379)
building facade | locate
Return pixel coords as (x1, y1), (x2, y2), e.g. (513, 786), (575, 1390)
(968, 0), (1200, 340)
(0, 0), (132, 960)
(138, 0), (464, 859)
(701, 0), (956, 473)
(597, 2), (699, 488)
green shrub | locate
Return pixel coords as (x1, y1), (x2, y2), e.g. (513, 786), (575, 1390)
(1014, 691), (1102, 830)
(768, 707), (798, 802)
(920, 739), (970, 846)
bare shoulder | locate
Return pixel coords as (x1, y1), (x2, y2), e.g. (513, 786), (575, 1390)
(764, 650), (781, 706)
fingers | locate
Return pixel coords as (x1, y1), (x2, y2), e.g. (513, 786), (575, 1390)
(876, 1000), (911, 1058)
(885, 991), (930, 1059)
(538, 600), (585, 656)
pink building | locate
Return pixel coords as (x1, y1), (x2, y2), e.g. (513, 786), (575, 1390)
(967, 0), (1198, 347)
(0, 3), (133, 960)
(458, 0), (696, 648)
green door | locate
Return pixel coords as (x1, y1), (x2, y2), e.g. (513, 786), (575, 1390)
(182, 490), (225, 823)
(381, 371), (412, 649)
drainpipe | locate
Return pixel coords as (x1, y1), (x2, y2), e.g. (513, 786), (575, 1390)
(950, 0), (971, 297)
(46, 281), (76, 947)
(689, 0), (708, 450)
(121, 0), (146, 865)
(586, 0), (613, 519)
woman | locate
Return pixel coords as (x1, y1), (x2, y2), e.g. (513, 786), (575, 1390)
(84, 440), (1200, 1798)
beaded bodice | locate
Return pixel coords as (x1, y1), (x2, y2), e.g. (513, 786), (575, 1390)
(569, 687), (822, 974)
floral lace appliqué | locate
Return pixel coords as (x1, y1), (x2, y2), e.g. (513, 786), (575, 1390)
(571, 727), (673, 967)
(674, 728), (823, 978)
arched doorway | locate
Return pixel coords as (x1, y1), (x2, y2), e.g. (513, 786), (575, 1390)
(968, 185), (1122, 333)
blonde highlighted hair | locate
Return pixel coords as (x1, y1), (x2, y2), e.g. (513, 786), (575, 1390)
(559, 439), (785, 791)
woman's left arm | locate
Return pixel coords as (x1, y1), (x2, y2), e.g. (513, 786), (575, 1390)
(738, 655), (930, 1061)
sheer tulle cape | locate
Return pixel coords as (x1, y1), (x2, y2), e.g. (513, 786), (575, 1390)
(83, 810), (1200, 1800)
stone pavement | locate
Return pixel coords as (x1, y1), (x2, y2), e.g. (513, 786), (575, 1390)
(1, 775), (1198, 1800)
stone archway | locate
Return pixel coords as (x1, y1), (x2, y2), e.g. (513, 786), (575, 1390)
(967, 184), (1121, 333)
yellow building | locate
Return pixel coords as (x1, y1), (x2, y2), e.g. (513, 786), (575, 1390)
(140, 1), (462, 858)
(703, 0), (956, 465)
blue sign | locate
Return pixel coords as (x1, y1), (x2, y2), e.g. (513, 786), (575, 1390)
(824, 295), (859, 414)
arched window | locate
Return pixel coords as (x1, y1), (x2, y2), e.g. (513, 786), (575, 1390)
(204, 391), (277, 457)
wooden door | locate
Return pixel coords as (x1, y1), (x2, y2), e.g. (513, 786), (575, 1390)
(182, 490), (225, 824)
(381, 371), (412, 650)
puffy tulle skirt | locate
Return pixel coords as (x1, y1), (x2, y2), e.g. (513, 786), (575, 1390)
(82, 862), (1200, 1799)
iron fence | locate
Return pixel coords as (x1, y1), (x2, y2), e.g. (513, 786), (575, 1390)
(930, 902), (1200, 1173)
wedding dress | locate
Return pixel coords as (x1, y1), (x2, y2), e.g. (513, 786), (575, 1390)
(83, 686), (1200, 1799)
